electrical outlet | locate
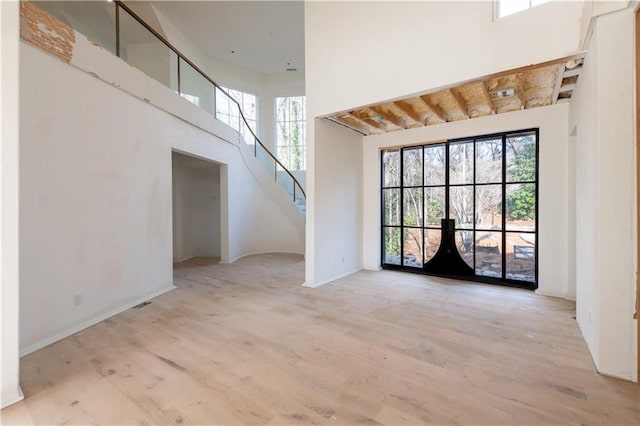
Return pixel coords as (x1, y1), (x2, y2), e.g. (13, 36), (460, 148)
(74, 294), (82, 306)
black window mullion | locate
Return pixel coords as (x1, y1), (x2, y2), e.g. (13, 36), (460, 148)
(381, 128), (538, 289)
(445, 143), (450, 219)
(501, 134), (507, 280)
(535, 129), (540, 283)
(400, 148), (405, 267)
(421, 146), (425, 266)
(473, 138), (477, 273)
(422, 145), (425, 230)
(380, 152), (385, 265)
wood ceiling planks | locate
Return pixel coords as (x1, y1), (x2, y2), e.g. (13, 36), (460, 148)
(329, 56), (585, 135)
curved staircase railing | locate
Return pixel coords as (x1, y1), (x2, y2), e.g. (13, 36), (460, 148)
(35, 0), (306, 213)
(115, 1), (306, 213)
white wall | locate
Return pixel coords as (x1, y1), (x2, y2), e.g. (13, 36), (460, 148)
(122, 42), (174, 90)
(572, 28), (599, 361)
(191, 166), (222, 258)
(580, 0), (633, 46)
(19, 27), (304, 355)
(305, 0), (582, 289)
(567, 131), (577, 301)
(146, 3), (308, 197)
(569, 6), (637, 382)
(362, 105), (571, 298)
(305, 0), (583, 117)
(172, 153), (221, 262)
(173, 161), (194, 263)
(305, 118), (363, 287)
(0, 0), (23, 410)
(151, 4), (306, 153)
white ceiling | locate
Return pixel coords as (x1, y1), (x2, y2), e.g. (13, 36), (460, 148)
(151, 1), (305, 75)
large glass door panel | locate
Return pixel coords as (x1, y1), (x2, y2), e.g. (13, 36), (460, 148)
(449, 185), (474, 229)
(380, 130), (538, 289)
(382, 150), (401, 265)
(449, 142), (474, 184)
(424, 145), (445, 264)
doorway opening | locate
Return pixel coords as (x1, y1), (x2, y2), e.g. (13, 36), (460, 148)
(381, 129), (538, 289)
(172, 152), (222, 264)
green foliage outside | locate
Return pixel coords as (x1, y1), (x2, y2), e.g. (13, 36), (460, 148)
(289, 99), (304, 170)
(382, 136), (536, 259)
(276, 97), (306, 171)
(426, 199), (444, 225)
(507, 183), (535, 220)
(506, 139), (536, 220)
(384, 227), (401, 257)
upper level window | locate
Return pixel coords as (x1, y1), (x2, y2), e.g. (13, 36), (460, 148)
(216, 87), (258, 143)
(276, 96), (306, 171)
(495, 0), (552, 19)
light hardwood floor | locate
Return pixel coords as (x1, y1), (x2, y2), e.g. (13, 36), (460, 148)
(2, 254), (638, 425)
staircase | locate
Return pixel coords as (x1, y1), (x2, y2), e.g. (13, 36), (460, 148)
(35, 0), (306, 216)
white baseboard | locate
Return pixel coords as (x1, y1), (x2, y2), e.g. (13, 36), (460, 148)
(20, 285), (176, 357)
(597, 369), (637, 383)
(534, 288), (569, 299)
(222, 250), (304, 264)
(1, 386), (24, 409)
(303, 267), (361, 288)
(363, 264), (382, 272)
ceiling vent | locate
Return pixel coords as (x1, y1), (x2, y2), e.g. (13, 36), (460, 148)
(496, 88), (515, 98)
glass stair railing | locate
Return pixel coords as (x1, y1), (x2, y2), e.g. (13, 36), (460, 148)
(33, 0), (306, 216)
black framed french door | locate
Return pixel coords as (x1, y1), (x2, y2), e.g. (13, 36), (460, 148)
(381, 129), (538, 289)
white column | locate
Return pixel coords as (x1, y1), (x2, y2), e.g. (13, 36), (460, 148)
(1, 0), (24, 408)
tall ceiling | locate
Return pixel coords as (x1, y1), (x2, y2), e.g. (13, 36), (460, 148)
(151, 1), (305, 76)
(328, 56), (585, 135)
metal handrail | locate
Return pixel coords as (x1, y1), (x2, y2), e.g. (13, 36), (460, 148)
(115, 1), (306, 201)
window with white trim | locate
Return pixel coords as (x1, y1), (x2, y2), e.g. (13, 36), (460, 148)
(495, 0), (552, 19)
(215, 87), (257, 143)
(276, 96), (306, 171)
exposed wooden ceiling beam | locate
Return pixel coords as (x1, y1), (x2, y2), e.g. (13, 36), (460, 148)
(551, 63), (566, 104)
(418, 96), (446, 122)
(322, 54), (586, 135)
(470, 53), (586, 84)
(516, 73), (525, 109)
(326, 116), (367, 135)
(350, 110), (387, 131)
(335, 113), (380, 134)
(449, 89), (469, 118)
(368, 106), (406, 130)
(392, 101), (425, 126)
(563, 66), (581, 78)
(479, 81), (495, 114)
(559, 83), (576, 93)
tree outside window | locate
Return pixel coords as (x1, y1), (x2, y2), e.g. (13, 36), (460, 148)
(276, 96), (306, 171)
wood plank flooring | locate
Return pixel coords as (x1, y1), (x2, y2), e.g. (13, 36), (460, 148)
(2, 254), (638, 425)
